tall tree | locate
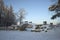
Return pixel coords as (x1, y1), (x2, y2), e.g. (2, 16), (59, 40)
(9, 5), (16, 25)
(5, 5), (16, 26)
(19, 9), (26, 26)
(0, 0), (5, 26)
(0, 0), (16, 26)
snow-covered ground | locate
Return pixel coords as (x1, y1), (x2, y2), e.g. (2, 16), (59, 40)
(0, 27), (60, 40)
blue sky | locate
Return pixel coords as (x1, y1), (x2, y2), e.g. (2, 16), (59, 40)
(4, 0), (59, 24)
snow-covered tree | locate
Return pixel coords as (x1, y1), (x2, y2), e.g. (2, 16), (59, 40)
(49, 0), (60, 19)
(0, 0), (16, 26)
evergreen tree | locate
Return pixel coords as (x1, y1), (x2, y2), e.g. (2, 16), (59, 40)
(0, 0), (16, 26)
(49, 0), (60, 19)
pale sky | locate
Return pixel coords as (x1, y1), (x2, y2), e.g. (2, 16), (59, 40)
(4, 0), (59, 24)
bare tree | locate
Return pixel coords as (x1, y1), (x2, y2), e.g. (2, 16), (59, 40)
(18, 8), (26, 26)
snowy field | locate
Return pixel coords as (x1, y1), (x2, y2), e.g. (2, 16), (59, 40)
(0, 27), (60, 40)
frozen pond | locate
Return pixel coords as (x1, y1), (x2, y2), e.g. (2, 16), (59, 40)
(0, 27), (60, 40)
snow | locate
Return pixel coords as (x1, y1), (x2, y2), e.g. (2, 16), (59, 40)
(26, 23), (36, 31)
(0, 27), (60, 40)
